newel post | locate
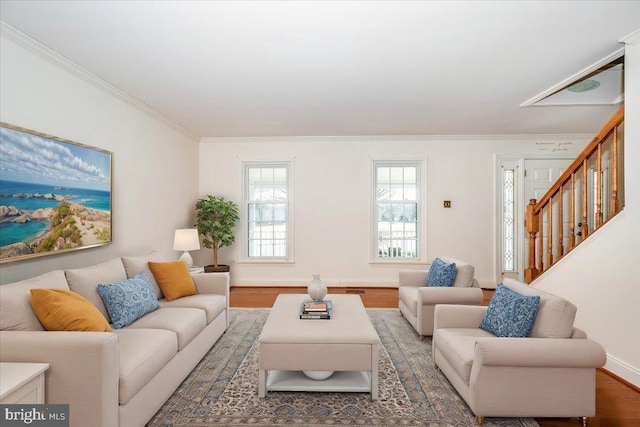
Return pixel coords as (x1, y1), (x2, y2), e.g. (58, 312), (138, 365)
(524, 199), (539, 284)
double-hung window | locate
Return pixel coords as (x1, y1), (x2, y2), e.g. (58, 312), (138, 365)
(373, 161), (421, 261)
(244, 162), (291, 260)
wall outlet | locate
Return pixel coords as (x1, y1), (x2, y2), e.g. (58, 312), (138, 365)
(443, 200), (452, 208)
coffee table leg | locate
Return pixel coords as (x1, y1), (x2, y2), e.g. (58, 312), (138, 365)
(258, 369), (267, 398)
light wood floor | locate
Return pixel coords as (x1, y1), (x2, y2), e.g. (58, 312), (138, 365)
(230, 286), (640, 427)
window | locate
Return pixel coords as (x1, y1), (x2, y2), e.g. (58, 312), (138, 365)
(374, 162), (421, 261)
(244, 163), (290, 260)
(502, 168), (516, 272)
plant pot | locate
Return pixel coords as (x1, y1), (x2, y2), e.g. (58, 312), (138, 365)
(204, 264), (230, 273)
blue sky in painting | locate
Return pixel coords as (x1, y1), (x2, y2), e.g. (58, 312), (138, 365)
(0, 126), (110, 191)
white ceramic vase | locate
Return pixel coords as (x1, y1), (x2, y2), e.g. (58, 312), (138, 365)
(307, 274), (327, 301)
(303, 370), (334, 380)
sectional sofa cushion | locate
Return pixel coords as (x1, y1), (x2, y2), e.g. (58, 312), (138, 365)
(480, 285), (540, 338)
(121, 251), (166, 299)
(0, 270), (69, 331)
(158, 294), (227, 324)
(30, 288), (112, 332)
(114, 328), (178, 405)
(97, 272), (160, 329)
(65, 257), (128, 322)
(503, 278), (577, 338)
(148, 261), (197, 301)
(126, 307), (206, 350)
(426, 258), (457, 287)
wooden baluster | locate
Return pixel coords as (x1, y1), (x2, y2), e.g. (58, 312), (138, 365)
(538, 204), (544, 274)
(547, 198), (553, 267)
(558, 186), (564, 258)
(525, 199), (539, 283)
(611, 125), (619, 216)
(596, 144), (603, 228)
(570, 173), (576, 249)
(582, 159), (589, 239)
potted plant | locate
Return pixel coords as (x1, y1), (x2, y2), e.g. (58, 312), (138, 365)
(195, 195), (240, 273)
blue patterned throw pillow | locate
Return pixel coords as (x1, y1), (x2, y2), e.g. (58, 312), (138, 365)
(425, 258), (458, 287)
(480, 284), (541, 338)
(97, 272), (160, 329)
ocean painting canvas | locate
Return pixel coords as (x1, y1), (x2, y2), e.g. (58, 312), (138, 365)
(0, 122), (112, 263)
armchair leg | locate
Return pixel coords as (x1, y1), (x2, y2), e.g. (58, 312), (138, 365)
(434, 363), (439, 370)
(580, 417), (589, 427)
(419, 335), (424, 341)
(476, 416), (484, 425)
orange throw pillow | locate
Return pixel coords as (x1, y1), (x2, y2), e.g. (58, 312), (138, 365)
(148, 261), (198, 301)
(30, 289), (112, 332)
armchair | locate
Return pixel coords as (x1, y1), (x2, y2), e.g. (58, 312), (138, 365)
(398, 256), (483, 339)
(432, 278), (606, 425)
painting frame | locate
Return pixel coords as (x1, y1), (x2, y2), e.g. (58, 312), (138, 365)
(0, 122), (113, 264)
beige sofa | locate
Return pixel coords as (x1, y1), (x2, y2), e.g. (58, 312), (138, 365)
(0, 252), (229, 427)
(398, 256), (483, 339)
(432, 278), (606, 425)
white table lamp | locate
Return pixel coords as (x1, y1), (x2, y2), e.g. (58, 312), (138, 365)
(173, 229), (200, 269)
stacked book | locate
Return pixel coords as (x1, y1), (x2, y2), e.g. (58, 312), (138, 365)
(300, 299), (333, 319)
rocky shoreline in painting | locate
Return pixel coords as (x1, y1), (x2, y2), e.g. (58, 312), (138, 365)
(0, 191), (75, 202)
(0, 200), (111, 260)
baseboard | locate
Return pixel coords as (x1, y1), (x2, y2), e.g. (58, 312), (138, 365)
(604, 353), (640, 389)
(231, 279), (397, 288)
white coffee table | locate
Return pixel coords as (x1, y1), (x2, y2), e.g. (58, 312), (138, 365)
(258, 294), (380, 400)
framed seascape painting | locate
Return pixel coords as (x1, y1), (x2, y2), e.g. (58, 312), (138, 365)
(0, 122), (113, 263)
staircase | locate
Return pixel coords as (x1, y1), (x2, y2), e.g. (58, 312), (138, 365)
(524, 106), (625, 283)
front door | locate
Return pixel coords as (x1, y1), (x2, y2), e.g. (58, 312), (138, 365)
(522, 159), (573, 276)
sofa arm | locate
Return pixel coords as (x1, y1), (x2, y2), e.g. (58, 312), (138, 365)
(474, 337), (607, 368)
(193, 272), (230, 296)
(0, 331), (119, 427)
(417, 286), (483, 305)
(433, 304), (487, 330)
(398, 270), (428, 287)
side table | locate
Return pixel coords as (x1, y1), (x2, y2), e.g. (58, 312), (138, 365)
(0, 362), (49, 404)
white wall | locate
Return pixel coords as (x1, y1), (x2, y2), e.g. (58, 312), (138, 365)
(533, 39), (640, 386)
(0, 27), (200, 284)
(198, 136), (586, 288)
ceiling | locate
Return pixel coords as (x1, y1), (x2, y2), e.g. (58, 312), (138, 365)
(1, 1), (638, 138)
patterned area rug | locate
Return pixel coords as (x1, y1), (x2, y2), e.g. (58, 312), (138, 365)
(147, 308), (539, 427)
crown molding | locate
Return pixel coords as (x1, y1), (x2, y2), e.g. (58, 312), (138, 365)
(201, 133), (592, 144)
(620, 27), (640, 45)
(0, 21), (199, 140)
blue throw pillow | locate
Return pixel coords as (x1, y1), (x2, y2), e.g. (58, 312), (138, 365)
(425, 258), (458, 287)
(97, 272), (160, 329)
(480, 284), (541, 338)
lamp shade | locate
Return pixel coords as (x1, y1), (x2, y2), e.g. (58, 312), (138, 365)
(173, 229), (200, 251)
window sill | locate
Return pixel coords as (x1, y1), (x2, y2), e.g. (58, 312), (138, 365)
(236, 259), (295, 265)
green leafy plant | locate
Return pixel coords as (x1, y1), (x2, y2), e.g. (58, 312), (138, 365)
(195, 195), (240, 267)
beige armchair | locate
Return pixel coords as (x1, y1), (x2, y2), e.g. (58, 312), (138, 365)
(432, 278), (606, 425)
(398, 256), (484, 339)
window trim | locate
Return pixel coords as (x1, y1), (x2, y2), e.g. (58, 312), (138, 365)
(370, 158), (427, 264)
(495, 157), (524, 280)
(240, 160), (294, 263)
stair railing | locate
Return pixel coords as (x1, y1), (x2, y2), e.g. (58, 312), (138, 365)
(525, 106), (625, 283)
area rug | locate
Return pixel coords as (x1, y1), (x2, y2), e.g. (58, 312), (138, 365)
(147, 308), (539, 427)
